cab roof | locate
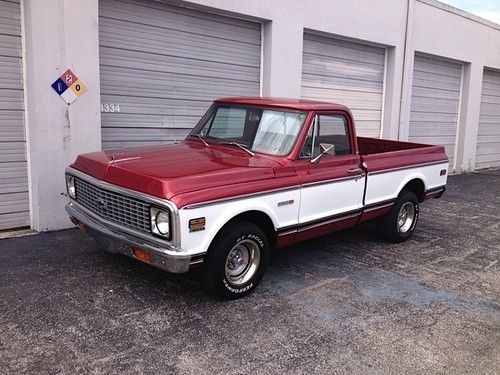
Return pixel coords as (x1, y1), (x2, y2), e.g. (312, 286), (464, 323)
(215, 97), (350, 112)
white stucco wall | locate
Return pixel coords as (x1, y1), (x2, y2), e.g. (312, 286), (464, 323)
(22, 0), (101, 231)
(20, 0), (500, 231)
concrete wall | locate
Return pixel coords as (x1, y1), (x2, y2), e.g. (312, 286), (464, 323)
(20, 0), (500, 231)
(22, 0), (101, 231)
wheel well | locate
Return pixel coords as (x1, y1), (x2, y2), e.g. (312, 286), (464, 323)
(222, 211), (276, 248)
(401, 179), (425, 202)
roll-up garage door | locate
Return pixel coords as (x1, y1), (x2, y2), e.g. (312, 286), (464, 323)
(476, 69), (500, 169)
(301, 33), (386, 137)
(409, 54), (462, 169)
(0, 0), (29, 231)
(99, 0), (261, 149)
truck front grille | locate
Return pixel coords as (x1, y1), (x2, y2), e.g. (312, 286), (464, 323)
(73, 177), (151, 234)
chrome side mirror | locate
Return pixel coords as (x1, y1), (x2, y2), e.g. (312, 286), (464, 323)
(311, 143), (335, 164)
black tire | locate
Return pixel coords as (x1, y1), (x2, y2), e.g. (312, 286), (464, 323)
(201, 221), (270, 299)
(377, 190), (419, 243)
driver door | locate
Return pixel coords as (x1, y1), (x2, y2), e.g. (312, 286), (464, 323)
(294, 113), (365, 240)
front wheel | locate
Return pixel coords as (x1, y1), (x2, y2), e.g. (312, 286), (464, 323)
(377, 190), (419, 243)
(201, 221), (270, 299)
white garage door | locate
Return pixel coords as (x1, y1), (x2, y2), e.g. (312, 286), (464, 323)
(409, 54), (462, 169)
(476, 69), (500, 169)
(99, 0), (261, 149)
(301, 33), (386, 137)
(0, 0), (29, 231)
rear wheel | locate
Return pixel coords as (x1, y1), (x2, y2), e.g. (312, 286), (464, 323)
(378, 190), (419, 243)
(202, 221), (270, 299)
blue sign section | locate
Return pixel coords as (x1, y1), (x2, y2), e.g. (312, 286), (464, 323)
(51, 78), (68, 95)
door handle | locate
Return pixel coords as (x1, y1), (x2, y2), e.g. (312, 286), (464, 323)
(347, 167), (363, 174)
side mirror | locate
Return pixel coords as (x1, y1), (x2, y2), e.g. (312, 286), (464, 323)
(311, 143), (335, 164)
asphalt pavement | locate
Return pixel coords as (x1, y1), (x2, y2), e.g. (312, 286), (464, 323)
(1, 169), (499, 374)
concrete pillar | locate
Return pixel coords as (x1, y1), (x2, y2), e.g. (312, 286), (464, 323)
(397, 0), (416, 142)
(454, 62), (483, 172)
(381, 46), (404, 140)
(262, 19), (303, 98)
(22, 0), (101, 231)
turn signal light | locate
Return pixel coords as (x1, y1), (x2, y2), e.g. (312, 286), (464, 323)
(132, 248), (151, 263)
(189, 217), (206, 232)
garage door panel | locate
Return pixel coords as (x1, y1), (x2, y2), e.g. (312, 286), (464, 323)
(301, 87), (382, 109)
(0, 176), (27, 194)
(412, 71), (460, 92)
(477, 135), (500, 146)
(113, 0), (261, 34)
(0, 0), (27, 230)
(409, 54), (461, 171)
(478, 102), (500, 114)
(101, 97), (210, 117)
(100, 47), (259, 83)
(0, 141), (25, 162)
(409, 121), (458, 136)
(101, 67), (259, 101)
(103, 129), (191, 149)
(409, 111), (457, 123)
(100, 20), (260, 68)
(100, 0), (261, 148)
(301, 33), (385, 137)
(0, 89), (23, 110)
(479, 94), (500, 106)
(476, 154), (500, 166)
(476, 121), (499, 135)
(101, 95), (211, 118)
(410, 96), (459, 114)
(476, 69), (500, 169)
(301, 74), (383, 94)
(411, 86), (460, 100)
(303, 34), (385, 65)
(412, 58), (461, 78)
(101, 0), (260, 45)
(0, 33), (21, 57)
(482, 71), (500, 84)
(0, 211), (28, 231)
(0, 160), (26, 176)
(302, 57), (384, 83)
(481, 81), (500, 94)
(102, 113), (203, 130)
(0, 191), (28, 213)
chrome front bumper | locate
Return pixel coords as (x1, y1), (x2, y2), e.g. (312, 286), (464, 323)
(66, 202), (192, 273)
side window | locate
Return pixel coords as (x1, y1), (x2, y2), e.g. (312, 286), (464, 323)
(303, 115), (352, 158)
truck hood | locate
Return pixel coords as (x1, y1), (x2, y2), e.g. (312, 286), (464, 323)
(71, 140), (284, 201)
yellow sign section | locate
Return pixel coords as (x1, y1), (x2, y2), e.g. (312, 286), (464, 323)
(70, 79), (87, 97)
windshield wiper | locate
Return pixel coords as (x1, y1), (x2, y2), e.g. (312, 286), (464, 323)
(220, 141), (255, 156)
(188, 133), (210, 147)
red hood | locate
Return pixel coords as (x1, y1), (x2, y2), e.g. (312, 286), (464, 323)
(71, 140), (285, 201)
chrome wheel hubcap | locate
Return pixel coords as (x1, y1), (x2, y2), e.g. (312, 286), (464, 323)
(225, 239), (261, 286)
(397, 202), (415, 233)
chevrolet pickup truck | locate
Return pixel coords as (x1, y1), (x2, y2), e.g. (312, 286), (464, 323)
(65, 97), (448, 298)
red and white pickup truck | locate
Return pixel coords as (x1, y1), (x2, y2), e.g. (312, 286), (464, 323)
(65, 98), (448, 298)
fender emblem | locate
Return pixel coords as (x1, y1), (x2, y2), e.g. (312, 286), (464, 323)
(278, 199), (294, 207)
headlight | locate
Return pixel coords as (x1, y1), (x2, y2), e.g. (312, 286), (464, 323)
(150, 207), (170, 238)
(66, 175), (76, 199)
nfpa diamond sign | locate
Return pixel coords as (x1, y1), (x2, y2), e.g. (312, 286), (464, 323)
(51, 69), (87, 104)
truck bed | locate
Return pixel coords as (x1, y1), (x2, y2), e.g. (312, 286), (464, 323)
(357, 137), (448, 173)
(357, 137), (435, 155)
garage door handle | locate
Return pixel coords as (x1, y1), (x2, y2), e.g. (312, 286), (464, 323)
(347, 167), (363, 174)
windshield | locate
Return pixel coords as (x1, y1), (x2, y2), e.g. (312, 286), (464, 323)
(191, 104), (307, 156)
